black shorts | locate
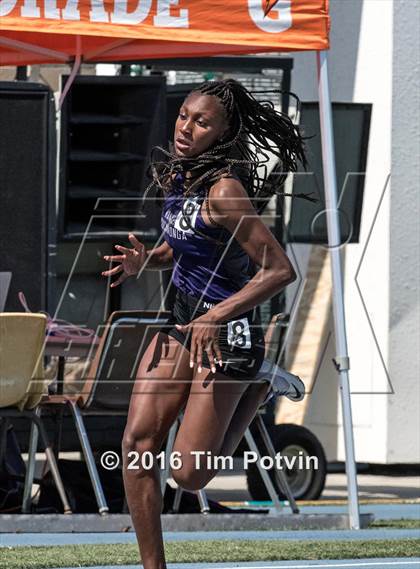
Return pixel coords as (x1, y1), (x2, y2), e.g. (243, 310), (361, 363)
(160, 288), (266, 382)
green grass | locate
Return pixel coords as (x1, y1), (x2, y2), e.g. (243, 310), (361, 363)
(1, 539), (419, 569)
(369, 518), (420, 529)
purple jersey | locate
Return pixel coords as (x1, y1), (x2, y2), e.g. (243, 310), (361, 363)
(161, 174), (251, 302)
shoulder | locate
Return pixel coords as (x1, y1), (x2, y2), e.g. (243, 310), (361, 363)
(206, 175), (256, 230)
(209, 175), (250, 203)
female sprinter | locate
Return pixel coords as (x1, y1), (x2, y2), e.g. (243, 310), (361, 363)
(101, 79), (308, 569)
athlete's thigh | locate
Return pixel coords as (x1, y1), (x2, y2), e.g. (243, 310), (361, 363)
(172, 368), (249, 458)
(124, 331), (193, 445)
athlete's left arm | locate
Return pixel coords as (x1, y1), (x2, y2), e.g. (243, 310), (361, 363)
(208, 177), (296, 324)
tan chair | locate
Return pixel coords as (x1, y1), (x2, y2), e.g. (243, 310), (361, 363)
(0, 313), (48, 410)
(0, 313), (72, 513)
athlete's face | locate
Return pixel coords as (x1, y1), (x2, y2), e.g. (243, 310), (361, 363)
(174, 92), (229, 158)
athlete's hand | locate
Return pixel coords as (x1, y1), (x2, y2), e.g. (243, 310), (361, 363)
(175, 313), (224, 374)
(101, 233), (146, 288)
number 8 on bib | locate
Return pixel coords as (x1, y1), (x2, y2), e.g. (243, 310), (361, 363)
(227, 318), (251, 349)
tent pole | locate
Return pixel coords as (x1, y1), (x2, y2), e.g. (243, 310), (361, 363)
(315, 50), (361, 530)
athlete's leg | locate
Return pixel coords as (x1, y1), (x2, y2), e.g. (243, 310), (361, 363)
(217, 379), (271, 457)
(171, 367), (251, 491)
(122, 331), (193, 569)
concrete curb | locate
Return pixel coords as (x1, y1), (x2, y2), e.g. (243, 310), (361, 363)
(0, 512), (374, 533)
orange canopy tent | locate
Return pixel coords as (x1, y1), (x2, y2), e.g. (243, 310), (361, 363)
(0, 0), (362, 530)
(0, 0), (329, 65)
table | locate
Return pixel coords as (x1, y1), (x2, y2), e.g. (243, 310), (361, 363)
(45, 334), (100, 359)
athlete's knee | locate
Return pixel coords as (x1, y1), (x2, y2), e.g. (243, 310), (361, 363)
(121, 428), (162, 475)
(172, 468), (206, 492)
(171, 454), (217, 491)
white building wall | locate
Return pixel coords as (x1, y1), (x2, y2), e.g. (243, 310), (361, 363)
(387, 0), (420, 462)
(287, 0), (419, 463)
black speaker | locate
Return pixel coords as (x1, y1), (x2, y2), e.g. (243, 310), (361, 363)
(287, 102), (372, 244)
(53, 241), (165, 330)
(59, 75), (167, 242)
(0, 82), (56, 312)
(53, 241), (111, 329)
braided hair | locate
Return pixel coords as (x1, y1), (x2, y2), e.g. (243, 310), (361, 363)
(143, 78), (314, 245)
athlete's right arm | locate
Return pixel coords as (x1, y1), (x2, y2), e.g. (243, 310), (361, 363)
(102, 234), (173, 288)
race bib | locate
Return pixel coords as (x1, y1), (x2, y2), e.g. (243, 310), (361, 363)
(227, 317), (251, 349)
(174, 198), (200, 234)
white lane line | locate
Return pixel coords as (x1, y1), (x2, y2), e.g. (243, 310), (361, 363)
(212, 561), (420, 569)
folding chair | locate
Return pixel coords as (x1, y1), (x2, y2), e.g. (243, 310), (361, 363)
(34, 310), (173, 514)
(0, 313), (72, 514)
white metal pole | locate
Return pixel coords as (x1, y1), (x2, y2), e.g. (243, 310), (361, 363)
(315, 50), (361, 529)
